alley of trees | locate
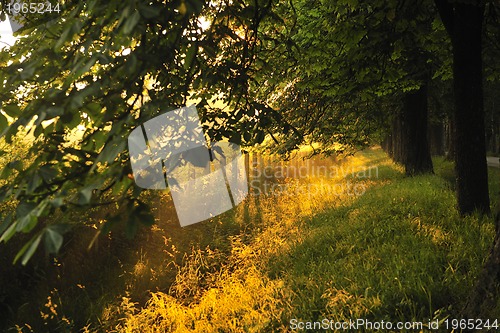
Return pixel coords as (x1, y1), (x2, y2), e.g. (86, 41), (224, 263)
(0, 0), (499, 331)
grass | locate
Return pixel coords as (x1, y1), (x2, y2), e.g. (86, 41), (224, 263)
(2, 148), (500, 332)
(111, 149), (500, 332)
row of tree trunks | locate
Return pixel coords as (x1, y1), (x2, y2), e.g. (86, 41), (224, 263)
(383, 112), (449, 160)
(384, 0), (491, 213)
(382, 84), (434, 176)
(384, 0), (495, 319)
(381, 134), (393, 158)
(434, 0), (493, 320)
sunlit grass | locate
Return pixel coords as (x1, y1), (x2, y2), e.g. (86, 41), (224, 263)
(107, 149), (500, 332)
(4, 148), (499, 332)
(118, 266), (283, 333)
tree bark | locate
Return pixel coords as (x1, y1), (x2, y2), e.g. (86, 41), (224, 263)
(435, 0), (490, 215)
(452, 3), (490, 215)
(391, 110), (404, 164)
(444, 116), (455, 160)
(401, 84), (434, 175)
(381, 134), (393, 157)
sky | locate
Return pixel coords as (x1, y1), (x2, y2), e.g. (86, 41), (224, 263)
(0, 16), (18, 50)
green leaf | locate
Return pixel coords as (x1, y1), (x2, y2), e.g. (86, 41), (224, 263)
(98, 54), (110, 65)
(27, 173), (42, 193)
(78, 186), (95, 205)
(96, 140), (126, 165)
(14, 234), (42, 265)
(0, 113), (8, 132)
(16, 202), (39, 232)
(50, 197), (64, 208)
(7, 160), (23, 171)
(39, 164), (58, 182)
(123, 11), (141, 35)
(127, 53), (138, 73)
(15, 201), (47, 232)
(0, 220), (17, 243)
(55, 20), (80, 49)
(71, 55), (98, 78)
(112, 177), (133, 196)
(3, 104), (21, 117)
(84, 102), (102, 117)
(34, 124), (44, 138)
(45, 106), (65, 118)
(0, 214), (12, 236)
(138, 3), (162, 19)
(17, 214), (38, 233)
(19, 62), (37, 80)
(184, 43), (197, 70)
(44, 226), (64, 254)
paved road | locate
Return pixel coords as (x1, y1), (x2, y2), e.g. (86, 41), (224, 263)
(487, 156), (500, 168)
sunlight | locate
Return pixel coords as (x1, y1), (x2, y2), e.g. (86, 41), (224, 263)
(0, 0), (497, 330)
(198, 16), (211, 31)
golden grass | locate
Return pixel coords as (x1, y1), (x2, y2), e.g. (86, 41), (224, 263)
(118, 266), (283, 333)
(109, 149), (389, 332)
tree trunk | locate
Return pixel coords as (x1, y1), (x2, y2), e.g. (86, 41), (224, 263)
(386, 133), (393, 157)
(444, 116), (455, 161)
(452, 4), (490, 215)
(401, 84), (434, 176)
(381, 134), (393, 157)
(435, 0), (490, 215)
(391, 111), (404, 164)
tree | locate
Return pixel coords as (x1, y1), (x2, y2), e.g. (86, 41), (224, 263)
(434, 0), (490, 215)
(253, 0), (439, 175)
(0, 0), (272, 263)
(400, 84), (434, 175)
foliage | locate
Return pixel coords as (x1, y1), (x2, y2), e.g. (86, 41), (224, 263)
(0, 0), (276, 262)
(249, 0), (452, 155)
(0, 0), (497, 267)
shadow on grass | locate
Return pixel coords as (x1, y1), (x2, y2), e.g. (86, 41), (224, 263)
(265, 167), (497, 326)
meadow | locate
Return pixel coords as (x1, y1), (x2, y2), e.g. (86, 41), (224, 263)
(1, 148), (499, 332)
